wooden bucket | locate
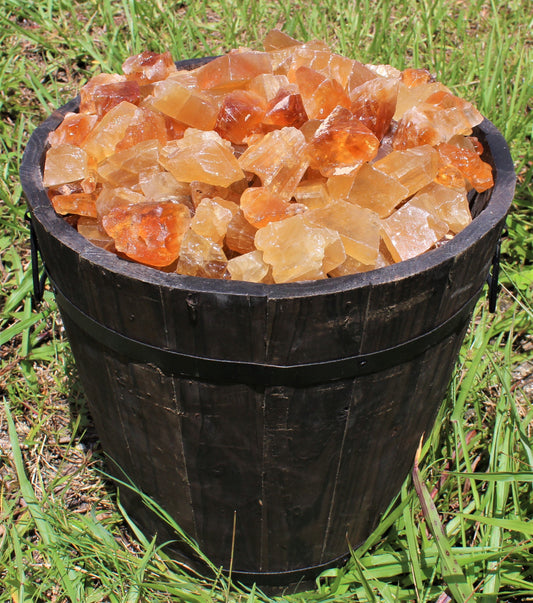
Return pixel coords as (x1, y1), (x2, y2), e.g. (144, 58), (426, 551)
(20, 60), (515, 586)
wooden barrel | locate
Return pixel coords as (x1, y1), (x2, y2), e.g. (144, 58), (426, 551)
(20, 60), (515, 586)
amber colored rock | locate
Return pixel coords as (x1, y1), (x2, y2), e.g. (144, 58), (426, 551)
(326, 174), (356, 201)
(114, 106), (168, 151)
(263, 86), (308, 128)
(241, 187), (306, 228)
(82, 101), (139, 163)
(305, 200), (381, 265)
(307, 106), (379, 177)
(373, 145), (439, 196)
(426, 90), (483, 129)
(48, 113), (98, 147)
(91, 81), (141, 117)
(320, 227), (346, 274)
(436, 141), (494, 192)
(350, 77), (399, 140)
(263, 29), (301, 51)
(189, 180), (242, 207)
(95, 186), (146, 217)
(247, 74), (290, 101)
(51, 192), (97, 218)
(293, 66), (350, 119)
(140, 171), (190, 200)
(160, 129), (244, 187)
(410, 182), (471, 234)
(238, 126), (309, 200)
(401, 68), (433, 88)
(176, 229), (228, 278)
(150, 78), (218, 130)
(191, 197), (236, 243)
(97, 139), (161, 188)
(103, 201), (191, 267)
(293, 180), (330, 209)
(287, 48), (355, 88)
(435, 164), (467, 190)
(347, 163), (409, 217)
(79, 73), (127, 113)
(43, 144), (89, 187)
(195, 51), (273, 91)
(122, 51), (177, 85)
(345, 61), (378, 97)
(381, 200), (449, 262)
(329, 240), (393, 276)
(77, 217), (114, 249)
(227, 250), (269, 282)
(255, 214), (330, 283)
(394, 81), (450, 120)
(225, 210), (258, 254)
(215, 89), (267, 144)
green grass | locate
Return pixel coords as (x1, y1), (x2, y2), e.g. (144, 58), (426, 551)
(1, 0), (532, 601)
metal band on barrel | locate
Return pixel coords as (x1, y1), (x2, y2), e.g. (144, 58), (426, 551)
(51, 278), (480, 387)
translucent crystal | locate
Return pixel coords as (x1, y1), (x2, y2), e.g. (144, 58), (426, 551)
(191, 197), (235, 243)
(82, 101), (139, 163)
(114, 106), (168, 151)
(241, 186), (306, 228)
(238, 126), (309, 200)
(293, 180), (330, 209)
(293, 66), (350, 119)
(373, 145), (439, 196)
(225, 210), (258, 254)
(401, 68), (433, 88)
(77, 217), (114, 249)
(215, 89), (267, 143)
(255, 214), (329, 283)
(349, 77), (399, 140)
(79, 73), (127, 113)
(263, 29), (302, 51)
(48, 112), (98, 147)
(263, 86), (308, 128)
(160, 129), (244, 187)
(227, 250), (269, 282)
(195, 51), (273, 90)
(394, 81), (450, 120)
(43, 144), (89, 187)
(189, 180), (242, 207)
(140, 171), (191, 200)
(122, 51), (177, 84)
(176, 229), (228, 278)
(91, 81), (141, 117)
(409, 182), (472, 234)
(247, 73), (290, 102)
(305, 200), (381, 265)
(97, 139), (161, 188)
(345, 61), (378, 97)
(436, 141), (494, 193)
(268, 40), (329, 75)
(102, 201), (191, 267)
(306, 105), (379, 177)
(381, 201), (449, 262)
(287, 48), (355, 88)
(95, 186), (146, 217)
(150, 78), (218, 130)
(50, 192), (97, 217)
(347, 162), (409, 217)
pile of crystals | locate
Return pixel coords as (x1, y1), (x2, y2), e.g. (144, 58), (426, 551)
(43, 29), (494, 283)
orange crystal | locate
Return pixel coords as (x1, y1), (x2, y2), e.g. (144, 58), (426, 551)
(240, 187), (306, 228)
(76, 217), (114, 249)
(293, 66), (350, 119)
(227, 250), (269, 282)
(401, 68), (433, 88)
(263, 86), (308, 128)
(410, 182), (472, 234)
(347, 163), (409, 217)
(225, 210), (258, 254)
(160, 129), (244, 187)
(306, 106), (379, 177)
(215, 89), (267, 144)
(48, 112), (98, 147)
(176, 229), (228, 278)
(122, 51), (177, 85)
(191, 197), (236, 243)
(43, 144), (89, 187)
(97, 139), (161, 188)
(91, 81), (141, 117)
(114, 106), (168, 151)
(436, 141), (494, 193)
(350, 77), (399, 140)
(195, 51), (273, 91)
(102, 201), (191, 267)
(51, 192), (97, 218)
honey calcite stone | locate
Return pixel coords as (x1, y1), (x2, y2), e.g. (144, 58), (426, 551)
(294, 66), (351, 120)
(350, 77), (399, 141)
(82, 101), (139, 163)
(176, 229), (228, 278)
(436, 141), (494, 193)
(347, 163), (409, 217)
(97, 139), (161, 188)
(103, 201), (191, 267)
(43, 144), (89, 187)
(150, 78), (218, 130)
(191, 197), (236, 243)
(227, 250), (269, 282)
(293, 180), (330, 209)
(96, 186), (146, 217)
(401, 68), (433, 88)
(76, 217), (114, 250)
(195, 51), (273, 91)
(373, 145), (439, 197)
(225, 210), (258, 254)
(263, 86), (308, 128)
(160, 129), (244, 187)
(140, 171), (190, 201)
(410, 182), (471, 234)
(307, 105), (379, 177)
(122, 51), (177, 85)
(79, 73), (127, 114)
(114, 106), (168, 151)
(305, 200), (381, 265)
(381, 200), (449, 262)
(241, 187), (306, 228)
(48, 112), (98, 147)
(255, 214), (331, 283)
(247, 73), (290, 102)
(263, 29), (301, 51)
(215, 90), (267, 144)
(287, 48), (355, 88)
(51, 192), (97, 218)
(238, 127), (309, 200)
(394, 81), (450, 120)
(91, 81), (141, 117)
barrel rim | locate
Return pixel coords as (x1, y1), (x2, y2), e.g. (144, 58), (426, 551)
(19, 63), (516, 301)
